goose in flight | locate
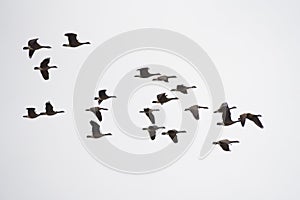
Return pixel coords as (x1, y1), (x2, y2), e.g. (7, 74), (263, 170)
(152, 93), (178, 105)
(171, 84), (196, 94)
(214, 102), (237, 113)
(86, 107), (108, 122)
(23, 38), (51, 58)
(239, 113), (264, 128)
(152, 75), (177, 82)
(142, 125), (165, 140)
(216, 107), (240, 126)
(139, 108), (160, 124)
(94, 90), (116, 105)
(23, 108), (44, 119)
(184, 105), (208, 120)
(87, 120), (112, 139)
(34, 58), (57, 80)
(162, 129), (187, 143)
(213, 139), (239, 151)
(63, 33), (90, 47)
(40, 102), (65, 116)
(134, 67), (161, 78)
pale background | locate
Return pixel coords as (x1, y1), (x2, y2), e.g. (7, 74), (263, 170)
(1, 0), (299, 199)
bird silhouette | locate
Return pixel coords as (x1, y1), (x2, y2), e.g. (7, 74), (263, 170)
(152, 93), (178, 105)
(63, 33), (90, 47)
(171, 84), (196, 94)
(142, 125), (165, 140)
(214, 102), (239, 126)
(239, 113), (264, 128)
(184, 105), (208, 120)
(86, 107), (108, 122)
(152, 75), (177, 82)
(94, 90), (116, 105)
(139, 108), (160, 124)
(23, 108), (44, 119)
(213, 139), (239, 151)
(23, 38), (51, 58)
(87, 120), (112, 139)
(134, 67), (161, 78)
(162, 129), (187, 143)
(34, 58), (57, 80)
(40, 102), (65, 116)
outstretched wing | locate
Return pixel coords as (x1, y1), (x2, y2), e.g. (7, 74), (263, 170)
(139, 68), (150, 77)
(98, 90), (108, 99)
(157, 93), (167, 102)
(28, 38), (40, 48)
(190, 108), (199, 120)
(148, 129), (156, 140)
(219, 142), (230, 151)
(29, 49), (35, 58)
(90, 120), (101, 137)
(169, 133), (178, 143)
(40, 58), (50, 68)
(41, 70), (49, 80)
(146, 112), (155, 124)
(248, 115), (264, 128)
(45, 102), (54, 113)
(239, 114), (247, 127)
(27, 108), (36, 116)
(65, 33), (78, 45)
(95, 110), (103, 122)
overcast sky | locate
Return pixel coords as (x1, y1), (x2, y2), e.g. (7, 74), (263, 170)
(1, 0), (299, 199)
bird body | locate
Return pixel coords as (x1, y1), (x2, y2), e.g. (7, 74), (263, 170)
(239, 113), (263, 128)
(142, 125), (165, 140)
(134, 67), (161, 78)
(63, 33), (90, 47)
(23, 108), (44, 119)
(40, 102), (64, 116)
(162, 129), (187, 143)
(139, 108), (159, 124)
(94, 90), (116, 104)
(87, 120), (112, 138)
(213, 139), (239, 151)
(86, 107), (108, 122)
(34, 58), (57, 80)
(152, 93), (178, 105)
(23, 38), (51, 58)
(152, 75), (177, 82)
(184, 105), (208, 120)
(171, 84), (196, 94)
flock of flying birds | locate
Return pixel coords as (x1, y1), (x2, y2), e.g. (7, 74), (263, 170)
(22, 33), (264, 152)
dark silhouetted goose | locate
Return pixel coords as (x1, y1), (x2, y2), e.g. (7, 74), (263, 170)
(134, 67), (161, 78)
(40, 102), (65, 116)
(213, 139), (239, 151)
(94, 90), (116, 105)
(152, 93), (178, 105)
(23, 38), (51, 58)
(214, 102), (236, 113)
(152, 75), (177, 82)
(139, 108), (159, 124)
(87, 120), (112, 139)
(239, 113), (264, 128)
(63, 33), (90, 47)
(34, 58), (57, 80)
(162, 129), (187, 143)
(23, 108), (44, 119)
(184, 105), (208, 120)
(142, 125), (165, 140)
(171, 84), (196, 94)
(86, 107), (108, 122)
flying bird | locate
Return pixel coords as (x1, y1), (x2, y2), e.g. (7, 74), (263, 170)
(63, 33), (90, 47)
(87, 120), (112, 139)
(142, 125), (165, 140)
(213, 139), (239, 151)
(134, 67), (161, 78)
(152, 75), (177, 82)
(239, 113), (264, 128)
(161, 129), (187, 143)
(23, 108), (44, 119)
(34, 58), (57, 80)
(139, 108), (160, 124)
(152, 93), (178, 105)
(86, 107), (108, 122)
(171, 84), (196, 94)
(23, 38), (51, 58)
(40, 102), (65, 116)
(214, 102), (239, 126)
(184, 105), (208, 120)
(94, 90), (116, 104)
